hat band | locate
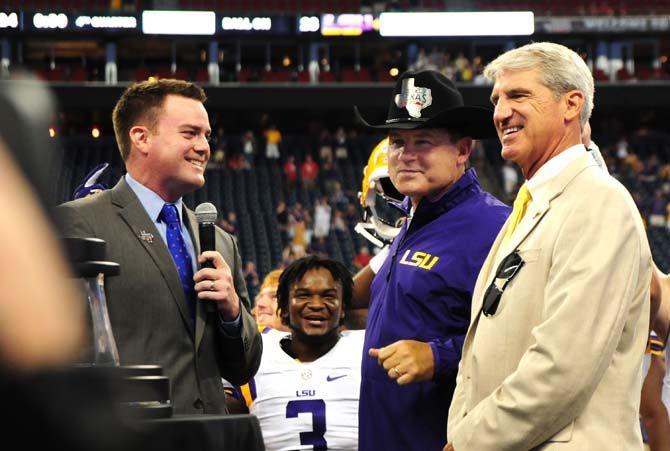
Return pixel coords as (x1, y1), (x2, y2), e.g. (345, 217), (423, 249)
(385, 117), (430, 124)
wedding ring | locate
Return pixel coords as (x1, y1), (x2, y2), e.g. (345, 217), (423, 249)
(393, 367), (401, 377)
(209, 281), (215, 291)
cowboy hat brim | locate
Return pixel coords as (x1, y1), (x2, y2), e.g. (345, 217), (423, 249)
(354, 105), (498, 140)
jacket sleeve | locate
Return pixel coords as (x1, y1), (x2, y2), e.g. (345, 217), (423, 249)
(55, 201), (96, 239)
(216, 230), (262, 385)
(429, 334), (465, 380)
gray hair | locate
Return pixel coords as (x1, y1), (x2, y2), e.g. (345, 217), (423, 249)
(484, 42), (594, 127)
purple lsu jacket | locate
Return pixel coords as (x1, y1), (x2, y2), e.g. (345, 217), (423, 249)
(359, 169), (511, 451)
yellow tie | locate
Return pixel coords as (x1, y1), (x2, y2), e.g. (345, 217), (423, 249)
(502, 183), (531, 245)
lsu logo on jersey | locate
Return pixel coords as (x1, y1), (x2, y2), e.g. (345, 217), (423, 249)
(296, 389), (316, 397)
(399, 249), (439, 270)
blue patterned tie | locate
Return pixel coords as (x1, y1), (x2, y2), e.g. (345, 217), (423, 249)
(159, 203), (196, 323)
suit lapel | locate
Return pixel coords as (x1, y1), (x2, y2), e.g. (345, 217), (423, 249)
(462, 153), (598, 371)
(496, 199), (550, 265)
(468, 203), (548, 318)
(111, 179), (194, 336)
(470, 227), (506, 316)
(471, 153), (597, 317)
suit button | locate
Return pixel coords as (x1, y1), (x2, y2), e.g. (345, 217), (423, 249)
(193, 398), (204, 410)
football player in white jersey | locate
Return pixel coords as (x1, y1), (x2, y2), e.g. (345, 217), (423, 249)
(237, 255), (364, 451)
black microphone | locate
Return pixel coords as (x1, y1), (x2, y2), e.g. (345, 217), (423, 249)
(195, 202), (218, 269)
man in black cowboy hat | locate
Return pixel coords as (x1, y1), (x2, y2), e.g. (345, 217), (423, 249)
(354, 70), (510, 451)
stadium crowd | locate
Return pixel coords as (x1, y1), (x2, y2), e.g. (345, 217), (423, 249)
(2, 32), (670, 451)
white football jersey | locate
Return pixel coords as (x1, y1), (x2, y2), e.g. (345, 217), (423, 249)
(249, 329), (364, 451)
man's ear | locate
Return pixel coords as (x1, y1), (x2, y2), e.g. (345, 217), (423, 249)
(564, 90), (584, 124)
(129, 125), (150, 156)
(279, 307), (290, 326)
(456, 137), (474, 165)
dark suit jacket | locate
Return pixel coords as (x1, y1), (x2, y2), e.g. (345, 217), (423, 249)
(56, 178), (262, 414)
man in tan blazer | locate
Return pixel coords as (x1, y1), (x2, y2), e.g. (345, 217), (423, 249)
(57, 79), (262, 414)
(445, 42), (651, 450)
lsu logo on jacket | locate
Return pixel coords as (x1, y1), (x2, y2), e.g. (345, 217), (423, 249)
(399, 249), (439, 270)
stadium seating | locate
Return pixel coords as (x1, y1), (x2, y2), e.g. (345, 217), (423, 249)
(54, 114), (670, 281)
(318, 71), (337, 83)
(261, 69), (292, 82)
(341, 68), (372, 83)
(54, 132), (369, 280)
(648, 228), (670, 272)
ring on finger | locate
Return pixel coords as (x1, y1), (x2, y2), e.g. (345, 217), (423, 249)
(209, 280), (216, 291)
(393, 367), (401, 377)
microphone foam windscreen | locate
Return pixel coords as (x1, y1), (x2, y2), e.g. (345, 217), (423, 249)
(195, 202), (218, 224)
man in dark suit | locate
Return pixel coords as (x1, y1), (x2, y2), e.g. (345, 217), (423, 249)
(57, 79), (262, 415)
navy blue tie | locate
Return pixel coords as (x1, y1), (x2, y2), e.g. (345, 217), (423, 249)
(159, 203), (196, 323)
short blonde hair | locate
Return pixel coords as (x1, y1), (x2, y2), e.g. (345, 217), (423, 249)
(484, 42), (594, 127)
(261, 269), (283, 290)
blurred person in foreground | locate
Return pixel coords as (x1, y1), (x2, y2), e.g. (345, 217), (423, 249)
(56, 79), (262, 415)
(236, 256), (364, 450)
(353, 70), (510, 451)
(0, 76), (84, 372)
(0, 77), (143, 450)
(0, 140), (85, 374)
(446, 42), (651, 450)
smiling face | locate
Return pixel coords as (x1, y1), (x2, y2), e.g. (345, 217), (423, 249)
(490, 69), (580, 179)
(285, 267), (344, 343)
(132, 94), (211, 202)
(255, 286), (278, 325)
(254, 285), (289, 332)
(388, 128), (471, 208)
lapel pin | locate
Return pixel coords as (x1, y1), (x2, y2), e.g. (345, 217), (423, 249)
(139, 230), (154, 244)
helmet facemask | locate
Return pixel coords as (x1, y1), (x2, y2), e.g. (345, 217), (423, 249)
(355, 138), (405, 248)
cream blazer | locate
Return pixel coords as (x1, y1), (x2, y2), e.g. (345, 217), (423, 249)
(448, 153), (651, 450)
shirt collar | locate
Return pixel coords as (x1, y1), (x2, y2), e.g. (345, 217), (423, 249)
(401, 168), (482, 230)
(125, 173), (185, 224)
(526, 144), (586, 197)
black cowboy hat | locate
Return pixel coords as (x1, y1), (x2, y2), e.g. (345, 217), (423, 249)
(355, 69), (497, 139)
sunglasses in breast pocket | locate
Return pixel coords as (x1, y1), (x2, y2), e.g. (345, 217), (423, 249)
(482, 251), (525, 317)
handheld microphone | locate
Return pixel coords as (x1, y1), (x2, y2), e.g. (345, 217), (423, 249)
(195, 202), (218, 269)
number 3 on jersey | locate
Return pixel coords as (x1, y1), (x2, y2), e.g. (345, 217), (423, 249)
(286, 399), (327, 450)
